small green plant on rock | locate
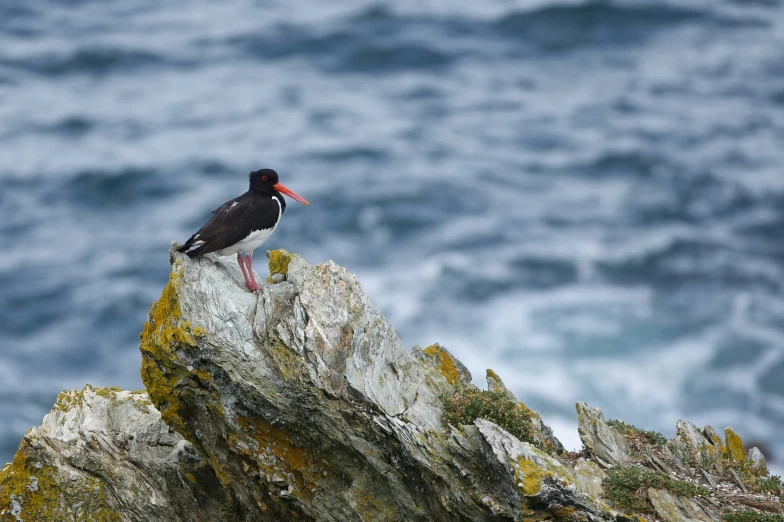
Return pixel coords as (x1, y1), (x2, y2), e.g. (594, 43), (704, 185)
(607, 419), (668, 447)
(604, 465), (708, 514)
(723, 511), (784, 522)
(699, 451), (718, 469)
(442, 388), (542, 450)
(755, 475), (783, 496)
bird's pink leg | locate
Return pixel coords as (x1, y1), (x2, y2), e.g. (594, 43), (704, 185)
(245, 252), (260, 292)
(236, 253), (255, 291)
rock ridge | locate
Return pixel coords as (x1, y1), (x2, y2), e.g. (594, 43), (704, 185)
(1, 250), (781, 522)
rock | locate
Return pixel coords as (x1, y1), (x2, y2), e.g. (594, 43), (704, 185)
(573, 459), (606, 500)
(482, 369), (564, 455)
(645, 451), (677, 475)
(4, 249), (783, 522)
(699, 468), (716, 488)
(729, 469), (749, 493)
(724, 428), (746, 462)
(702, 426), (724, 451)
(648, 488), (712, 522)
(476, 420), (607, 521)
(702, 426), (726, 472)
(747, 447), (765, 468)
(576, 402), (631, 468)
(0, 385), (238, 522)
(413, 342), (473, 395)
(137, 249), (592, 521)
(676, 421), (721, 461)
(486, 369), (518, 401)
(664, 442), (692, 477)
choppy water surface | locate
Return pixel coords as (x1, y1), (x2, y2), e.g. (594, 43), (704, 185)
(2, 0), (784, 466)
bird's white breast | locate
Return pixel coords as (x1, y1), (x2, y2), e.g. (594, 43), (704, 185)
(216, 197), (282, 256)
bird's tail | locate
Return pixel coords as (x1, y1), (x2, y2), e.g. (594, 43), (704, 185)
(176, 235), (206, 258)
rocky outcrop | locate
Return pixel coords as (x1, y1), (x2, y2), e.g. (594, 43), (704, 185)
(2, 249), (782, 522)
(0, 386), (239, 522)
(576, 402), (632, 468)
(135, 248), (600, 521)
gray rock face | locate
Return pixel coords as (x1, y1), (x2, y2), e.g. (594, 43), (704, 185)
(675, 421), (723, 466)
(476, 420), (606, 522)
(0, 386), (239, 522)
(576, 402), (631, 468)
(136, 249), (607, 521)
(747, 447), (765, 468)
(4, 249), (782, 522)
(573, 460), (606, 501)
(648, 488), (713, 522)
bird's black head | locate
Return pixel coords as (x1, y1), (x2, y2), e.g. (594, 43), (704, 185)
(249, 168), (279, 192)
(248, 168), (309, 205)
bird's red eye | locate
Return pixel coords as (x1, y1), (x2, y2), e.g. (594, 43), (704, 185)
(262, 176), (268, 180)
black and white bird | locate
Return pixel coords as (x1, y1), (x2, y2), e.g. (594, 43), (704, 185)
(177, 168), (309, 292)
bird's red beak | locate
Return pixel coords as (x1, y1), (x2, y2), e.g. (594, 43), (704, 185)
(273, 182), (309, 206)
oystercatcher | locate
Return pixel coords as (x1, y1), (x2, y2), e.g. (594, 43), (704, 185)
(177, 168), (308, 292)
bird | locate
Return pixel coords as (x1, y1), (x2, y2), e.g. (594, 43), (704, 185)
(177, 168), (309, 292)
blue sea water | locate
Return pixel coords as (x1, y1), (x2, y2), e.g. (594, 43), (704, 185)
(1, 0), (784, 470)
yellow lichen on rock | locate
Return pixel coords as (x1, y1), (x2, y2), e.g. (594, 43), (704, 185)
(54, 388), (83, 412)
(192, 326), (208, 338)
(237, 416), (321, 500)
(724, 428), (746, 462)
(423, 344), (459, 385)
(486, 369), (505, 390)
(54, 385), (135, 413)
(140, 261), (197, 349)
(704, 426), (725, 454)
(139, 261), (208, 438)
(267, 249), (293, 283)
(267, 341), (302, 382)
(514, 457), (549, 496)
(350, 488), (399, 522)
(0, 441), (121, 522)
(551, 506), (576, 519)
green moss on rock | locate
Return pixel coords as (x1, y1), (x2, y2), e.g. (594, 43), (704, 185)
(606, 419), (668, 447)
(755, 475), (783, 496)
(604, 465), (708, 514)
(723, 511), (784, 522)
(442, 388), (543, 451)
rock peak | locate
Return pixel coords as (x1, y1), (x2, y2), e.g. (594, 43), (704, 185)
(2, 251), (781, 522)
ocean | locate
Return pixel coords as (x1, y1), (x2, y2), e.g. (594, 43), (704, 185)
(1, 0), (783, 471)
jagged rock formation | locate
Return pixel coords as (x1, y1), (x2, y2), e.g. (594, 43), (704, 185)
(136, 248), (594, 521)
(574, 405), (783, 522)
(0, 386), (239, 521)
(2, 249), (782, 522)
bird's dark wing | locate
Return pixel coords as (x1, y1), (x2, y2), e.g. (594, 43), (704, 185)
(176, 192), (282, 257)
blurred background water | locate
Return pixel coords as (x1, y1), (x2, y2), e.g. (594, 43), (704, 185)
(1, 0), (784, 470)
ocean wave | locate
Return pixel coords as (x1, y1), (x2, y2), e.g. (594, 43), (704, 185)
(56, 167), (177, 209)
(493, 2), (765, 51)
(1, 47), (171, 76)
(229, 19), (457, 73)
(595, 236), (784, 290)
(306, 146), (389, 162)
(436, 256), (580, 303)
(0, 3), (39, 23)
(0, 266), (74, 337)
